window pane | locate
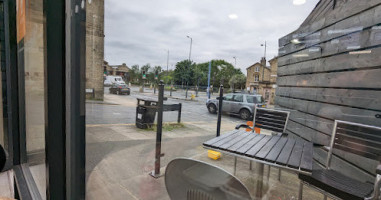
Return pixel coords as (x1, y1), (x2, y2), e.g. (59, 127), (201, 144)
(20, 0), (46, 198)
(233, 95), (243, 102)
(85, 0), (379, 199)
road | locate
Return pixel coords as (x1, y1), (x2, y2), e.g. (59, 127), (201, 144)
(87, 86), (245, 125)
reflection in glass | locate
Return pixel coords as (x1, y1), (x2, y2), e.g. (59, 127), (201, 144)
(21, 0), (46, 198)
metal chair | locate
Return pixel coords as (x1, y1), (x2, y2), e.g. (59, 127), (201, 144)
(235, 106), (290, 179)
(165, 158), (252, 200)
(298, 120), (381, 200)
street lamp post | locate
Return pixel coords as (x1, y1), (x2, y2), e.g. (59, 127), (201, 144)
(186, 35), (192, 99)
(233, 56), (236, 68)
(260, 41), (267, 83)
(261, 41), (267, 59)
(166, 49), (169, 72)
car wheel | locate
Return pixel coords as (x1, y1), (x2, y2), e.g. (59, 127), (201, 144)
(239, 109), (251, 120)
(207, 104), (217, 114)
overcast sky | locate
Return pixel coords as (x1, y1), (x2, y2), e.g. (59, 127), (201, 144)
(104, 0), (320, 74)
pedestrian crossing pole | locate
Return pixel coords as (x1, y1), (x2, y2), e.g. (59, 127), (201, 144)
(207, 61), (211, 99)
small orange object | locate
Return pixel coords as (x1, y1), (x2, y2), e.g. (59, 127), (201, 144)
(254, 127), (261, 134)
(208, 150), (221, 160)
(246, 121), (260, 134)
(246, 121), (253, 132)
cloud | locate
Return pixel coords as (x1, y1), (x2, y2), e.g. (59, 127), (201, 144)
(104, 0), (319, 73)
(228, 14), (238, 20)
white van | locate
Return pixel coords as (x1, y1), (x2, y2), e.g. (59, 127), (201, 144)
(104, 76), (126, 86)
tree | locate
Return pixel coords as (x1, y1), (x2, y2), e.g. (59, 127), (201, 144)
(130, 64), (140, 83)
(161, 70), (174, 85)
(229, 74), (246, 92)
(173, 60), (195, 86)
(196, 60), (243, 87)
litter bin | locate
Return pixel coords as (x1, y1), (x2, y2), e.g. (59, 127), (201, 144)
(136, 100), (157, 129)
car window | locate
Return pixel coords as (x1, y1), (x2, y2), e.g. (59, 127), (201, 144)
(224, 94), (233, 101)
(246, 96), (263, 104)
(233, 95), (243, 102)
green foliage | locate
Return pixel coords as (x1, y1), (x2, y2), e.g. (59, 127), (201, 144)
(229, 74), (246, 91)
(195, 60), (243, 87)
(130, 64), (140, 82)
(132, 59), (243, 88)
(161, 70), (174, 85)
(173, 60), (195, 85)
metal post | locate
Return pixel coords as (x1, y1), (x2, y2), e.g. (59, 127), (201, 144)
(234, 157), (237, 175)
(299, 182), (304, 200)
(196, 84), (198, 97)
(254, 163), (264, 198)
(167, 50), (169, 72)
(150, 80), (164, 178)
(216, 84), (223, 137)
(185, 82), (188, 98)
(170, 85), (172, 96)
(177, 103), (182, 123)
(207, 61), (211, 99)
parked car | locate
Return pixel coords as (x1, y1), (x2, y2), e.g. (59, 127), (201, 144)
(206, 93), (266, 120)
(109, 84), (130, 95)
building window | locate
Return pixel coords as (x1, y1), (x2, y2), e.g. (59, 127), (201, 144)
(255, 66), (260, 72)
(255, 75), (259, 82)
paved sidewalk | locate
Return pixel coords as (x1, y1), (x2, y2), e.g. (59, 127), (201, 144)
(86, 122), (325, 200)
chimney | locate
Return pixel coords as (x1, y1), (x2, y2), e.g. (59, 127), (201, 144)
(260, 57), (266, 81)
(260, 57), (266, 68)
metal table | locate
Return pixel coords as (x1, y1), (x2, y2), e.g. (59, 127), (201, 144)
(203, 130), (313, 198)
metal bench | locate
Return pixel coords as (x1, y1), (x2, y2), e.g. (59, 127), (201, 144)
(299, 120), (381, 200)
(235, 106), (290, 178)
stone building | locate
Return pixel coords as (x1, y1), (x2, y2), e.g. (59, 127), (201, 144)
(86, 0), (105, 100)
(103, 61), (130, 81)
(246, 57), (278, 104)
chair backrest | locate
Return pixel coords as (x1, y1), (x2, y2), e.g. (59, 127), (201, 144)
(326, 120), (381, 168)
(252, 106), (290, 134)
(165, 158), (251, 200)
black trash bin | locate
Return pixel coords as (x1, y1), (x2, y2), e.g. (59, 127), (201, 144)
(136, 104), (156, 129)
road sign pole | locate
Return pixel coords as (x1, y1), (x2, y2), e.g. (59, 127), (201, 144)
(207, 61), (211, 99)
(217, 84), (223, 137)
(150, 80), (164, 178)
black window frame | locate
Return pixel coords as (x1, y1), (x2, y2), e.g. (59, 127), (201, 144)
(0, 0), (86, 199)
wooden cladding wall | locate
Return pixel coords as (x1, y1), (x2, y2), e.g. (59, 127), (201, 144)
(276, 0), (381, 181)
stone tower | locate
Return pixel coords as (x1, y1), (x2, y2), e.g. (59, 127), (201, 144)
(86, 0), (105, 100)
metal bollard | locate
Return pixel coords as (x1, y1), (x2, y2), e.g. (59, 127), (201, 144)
(216, 84), (223, 137)
(150, 80), (164, 178)
(185, 83), (188, 98)
(170, 86), (172, 96)
(177, 103), (182, 123)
